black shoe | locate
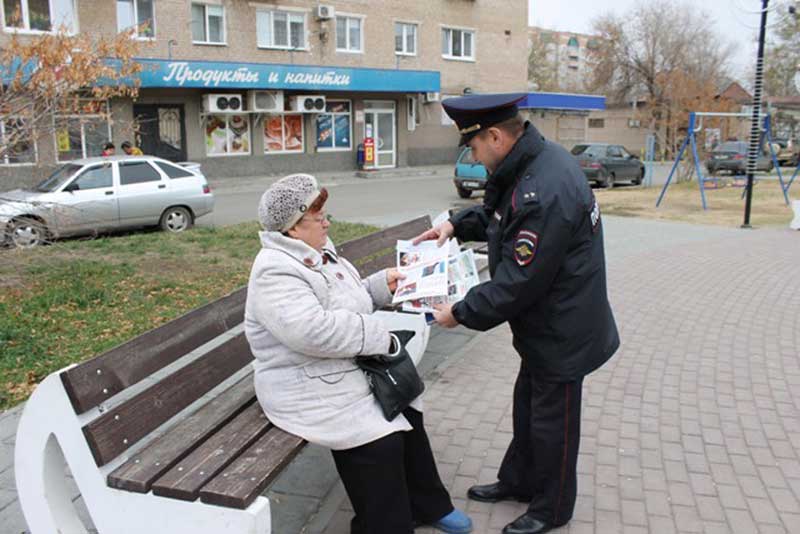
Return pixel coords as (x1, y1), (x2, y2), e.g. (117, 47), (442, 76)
(466, 482), (532, 503)
(502, 512), (555, 534)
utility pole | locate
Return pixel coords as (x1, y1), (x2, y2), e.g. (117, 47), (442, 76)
(742, 0), (770, 228)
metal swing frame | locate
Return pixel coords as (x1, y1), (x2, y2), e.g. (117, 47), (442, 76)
(656, 111), (792, 210)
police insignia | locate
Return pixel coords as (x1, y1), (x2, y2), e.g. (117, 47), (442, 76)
(514, 230), (539, 266)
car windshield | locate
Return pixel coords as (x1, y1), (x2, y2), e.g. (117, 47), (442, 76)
(34, 164), (84, 192)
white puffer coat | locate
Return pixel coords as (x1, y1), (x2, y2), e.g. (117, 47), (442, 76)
(245, 231), (419, 450)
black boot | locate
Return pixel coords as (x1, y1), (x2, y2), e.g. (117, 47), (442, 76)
(502, 512), (556, 534)
(466, 482), (532, 503)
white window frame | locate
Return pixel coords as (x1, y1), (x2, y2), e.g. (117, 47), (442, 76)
(256, 7), (307, 50)
(0, 118), (36, 165)
(116, 0), (156, 40)
(335, 13), (364, 53)
(263, 113), (305, 155)
(191, 2), (226, 46)
(406, 96), (416, 132)
(394, 21), (417, 56)
(2, 0), (77, 34)
(315, 100), (352, 152)
(204, 114), (251, 157)
(53, 113), (113, 163)
(441, 26), (475, 61)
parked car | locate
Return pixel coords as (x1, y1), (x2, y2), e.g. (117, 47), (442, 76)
(705, 141), (773, 175)
(453, 146), (488, 198)
(570, 143), (645, 188)
(0, 156), (214, 248)
(771, 138), (799, 166)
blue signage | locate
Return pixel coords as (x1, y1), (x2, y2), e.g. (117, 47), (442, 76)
(133, 58), (440, 93)
(520, 92), (605, 111)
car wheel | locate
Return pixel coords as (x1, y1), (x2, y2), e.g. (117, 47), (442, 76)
(456, 186), (472, 199)
(160, 206), (193, 233)
(9, 217), (48, 248)
(599, 170), (614, 188)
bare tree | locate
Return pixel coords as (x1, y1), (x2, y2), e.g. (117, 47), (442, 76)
(585, 0), (736, 159)
(527, 33), (559, 92)
(764, 2), (800, 97)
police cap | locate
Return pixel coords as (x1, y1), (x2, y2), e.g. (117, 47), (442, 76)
(441, 93), (526, 146)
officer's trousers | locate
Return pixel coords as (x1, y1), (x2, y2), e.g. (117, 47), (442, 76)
(331, 408), (453, 534)
(498, 358), (583, 526)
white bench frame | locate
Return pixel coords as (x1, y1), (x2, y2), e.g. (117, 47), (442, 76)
(15, 311), (430, 534)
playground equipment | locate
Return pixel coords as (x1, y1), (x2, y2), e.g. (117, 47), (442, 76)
(656, 112), (793, 210)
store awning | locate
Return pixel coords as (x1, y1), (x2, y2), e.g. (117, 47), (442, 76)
(133, 58), (440, 93)
(520, 92), (605, 111)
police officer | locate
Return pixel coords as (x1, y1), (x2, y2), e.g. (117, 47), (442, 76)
(413, 93), (619, 534)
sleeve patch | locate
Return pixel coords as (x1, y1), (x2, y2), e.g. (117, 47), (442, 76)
(590, 197), (601, 234)
(514, 230), (539, 266)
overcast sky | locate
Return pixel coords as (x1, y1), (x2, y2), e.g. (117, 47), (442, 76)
(528, 0), (790, 86)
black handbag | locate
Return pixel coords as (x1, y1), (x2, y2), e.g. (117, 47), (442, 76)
(356, 330), (425, 421)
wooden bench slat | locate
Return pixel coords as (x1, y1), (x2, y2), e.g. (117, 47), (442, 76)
(106, 375), (256, 493)
(151, 403), (271, 501)
(61, 287), (247, 415)
(198, 427), (305, 510)
(82, 333), (253, 467)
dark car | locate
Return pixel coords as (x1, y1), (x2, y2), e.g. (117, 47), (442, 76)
(571, 143), (645, 188)
(706, 141), (773, 175)
(453, 146), (488, 198)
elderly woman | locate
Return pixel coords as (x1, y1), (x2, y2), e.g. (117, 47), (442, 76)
(245, 174), (472, 534)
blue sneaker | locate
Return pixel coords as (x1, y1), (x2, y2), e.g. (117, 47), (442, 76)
(431, 508), (473, 534)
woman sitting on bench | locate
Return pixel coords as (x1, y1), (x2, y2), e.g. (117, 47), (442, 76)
(244, 174), (472, 534)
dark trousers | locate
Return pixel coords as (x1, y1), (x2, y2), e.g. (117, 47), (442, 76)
(331, 408), (453, 534)
(498, 359), (583, 526)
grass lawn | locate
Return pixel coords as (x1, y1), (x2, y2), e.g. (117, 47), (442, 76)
(0, 220), (377, 409)
(596, 179), (796, 228)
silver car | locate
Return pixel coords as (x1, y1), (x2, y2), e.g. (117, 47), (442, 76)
(0, 156), (214, 248)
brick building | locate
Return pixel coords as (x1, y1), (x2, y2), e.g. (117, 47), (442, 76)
(0, 0), (528, 187)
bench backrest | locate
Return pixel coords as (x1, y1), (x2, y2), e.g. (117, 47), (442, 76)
(60, 215), (432, 467)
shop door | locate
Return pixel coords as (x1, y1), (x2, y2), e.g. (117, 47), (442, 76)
(364, 101), (396, 168)
(133, 105), (187, 162)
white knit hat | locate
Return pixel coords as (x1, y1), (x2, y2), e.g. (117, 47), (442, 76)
(258, 174), (323, 232)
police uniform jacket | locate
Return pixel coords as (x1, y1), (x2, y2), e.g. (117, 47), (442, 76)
(450, 123), (619, 382)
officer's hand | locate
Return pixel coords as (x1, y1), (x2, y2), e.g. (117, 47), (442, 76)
(385, 268), (406, 293)
(412, 221), (454, 247)
(433, 303), (458, 328)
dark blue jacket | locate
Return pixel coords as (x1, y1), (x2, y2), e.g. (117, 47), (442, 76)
(450, 123), (619, 382)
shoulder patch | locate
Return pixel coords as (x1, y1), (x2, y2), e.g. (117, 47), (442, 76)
(590, 194), (601, 234)
(514, 230), (539, 266)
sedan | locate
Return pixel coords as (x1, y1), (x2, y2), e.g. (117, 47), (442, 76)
(0, 156), (214, 248)
(571, 143), (645, 188)
(453, 147), (488, 198)
(706, 141), (773, 175)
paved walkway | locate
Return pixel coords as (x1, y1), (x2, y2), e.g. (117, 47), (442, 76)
(2, 216), (799, 533)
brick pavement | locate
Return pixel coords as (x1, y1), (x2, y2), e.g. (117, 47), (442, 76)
(2, 216), (799, 533)
(317, 219), (800, 534)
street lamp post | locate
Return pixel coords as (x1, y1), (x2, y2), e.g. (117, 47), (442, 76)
(742, 0), (770, 228)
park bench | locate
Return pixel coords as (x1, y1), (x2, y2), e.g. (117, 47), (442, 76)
(14, 216), (435, 534)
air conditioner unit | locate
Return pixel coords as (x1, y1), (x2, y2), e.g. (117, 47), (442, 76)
(248, 90), (284, 112)
(316, 4), (335, 20)
(423, 91), (440, 104)
(290, 95), (327, 113)
(203, 94), (243, 113)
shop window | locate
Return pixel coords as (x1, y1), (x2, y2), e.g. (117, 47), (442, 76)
(205, 114), (250, 156)
(588, 118), (605, 129)
(256, 8), (305, 49)
(55, 113), (111, 162)
(395, 22), (416, 56)
(0, 118), (36, 165)
(316, 100), (351, 151)
(264, 114), (303, 153)
(191, 3), (224, 44)
(441, 27), (474, 60)
(117, 0), (155, 38)
(336, 15), (363, 52)
(3, 0), (79, 33)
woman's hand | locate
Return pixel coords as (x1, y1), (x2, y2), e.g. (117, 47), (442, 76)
(386, 269), (406, 293)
